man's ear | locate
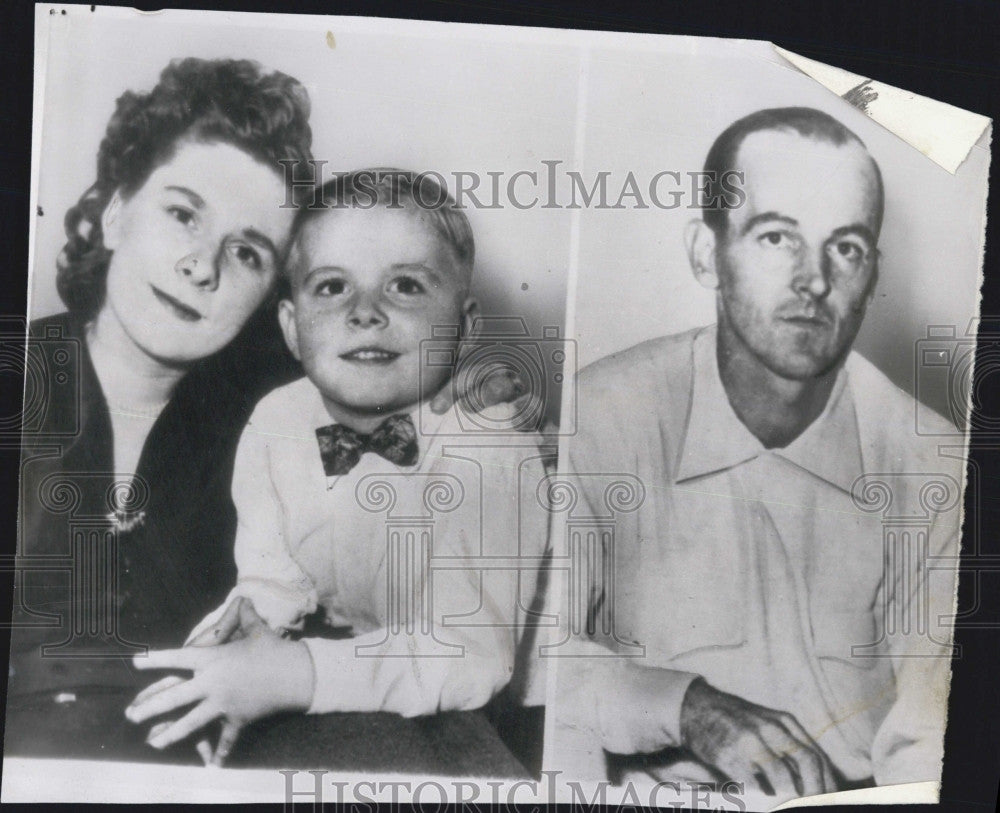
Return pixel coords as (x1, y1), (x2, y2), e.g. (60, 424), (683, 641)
(684, 219), (720, 291)
(866, 253), (881, 302)
(101, 190), (125, 251)
(459, 296), (480, 338)
(277, 299), (302, 362)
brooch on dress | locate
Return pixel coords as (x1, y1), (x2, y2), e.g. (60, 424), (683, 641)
(105, 478), (151, 533)
(106, 509), (147, 533)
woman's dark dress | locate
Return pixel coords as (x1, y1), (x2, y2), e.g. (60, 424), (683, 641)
(5, 308), (300, 761)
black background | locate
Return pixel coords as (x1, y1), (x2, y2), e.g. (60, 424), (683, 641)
(1, 1), (998, 810)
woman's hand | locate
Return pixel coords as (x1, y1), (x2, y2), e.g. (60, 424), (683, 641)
(429, 361), (561, 452)
(186, 593), (253, 648)
(126, 598), (314, 764)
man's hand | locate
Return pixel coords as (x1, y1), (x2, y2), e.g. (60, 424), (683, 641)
(680, 678), (838, 801)
(125, 598), (314, 764)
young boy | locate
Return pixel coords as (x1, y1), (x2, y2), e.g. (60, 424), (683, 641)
(125, 169), (551, 760)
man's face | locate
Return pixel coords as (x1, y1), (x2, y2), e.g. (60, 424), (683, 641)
(279, 205), (476, 421)
(713, 129), (882, 380)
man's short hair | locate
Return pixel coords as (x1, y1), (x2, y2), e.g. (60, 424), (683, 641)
(702, 106), (885, 236)
(285, 168), (475, 285)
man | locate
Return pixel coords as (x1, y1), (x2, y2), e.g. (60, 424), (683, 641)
(550, 108), (961, 802)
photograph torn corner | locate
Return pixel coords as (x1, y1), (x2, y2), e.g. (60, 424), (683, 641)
(766, 780), (940, 811)
(769, 782), (941, 813)
(773, 45), (991, 174)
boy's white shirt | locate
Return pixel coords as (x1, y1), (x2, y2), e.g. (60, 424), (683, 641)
(187, 375), (551, 716)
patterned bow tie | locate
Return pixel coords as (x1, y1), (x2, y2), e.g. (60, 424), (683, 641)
(315, 414), (419, 477)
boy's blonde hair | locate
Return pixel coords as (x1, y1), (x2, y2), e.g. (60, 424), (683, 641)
(284, 168), (475, 288)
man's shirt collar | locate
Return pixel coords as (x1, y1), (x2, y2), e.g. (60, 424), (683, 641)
(675, 326), (865, 493)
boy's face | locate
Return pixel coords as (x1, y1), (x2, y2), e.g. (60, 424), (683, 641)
(279, 205), (477, 423)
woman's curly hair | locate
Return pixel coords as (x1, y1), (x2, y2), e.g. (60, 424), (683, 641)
(57, 58), (313, 318)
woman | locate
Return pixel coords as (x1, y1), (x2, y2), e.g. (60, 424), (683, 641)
(7, 57), (313, 762)
(6, 57), (528, 764)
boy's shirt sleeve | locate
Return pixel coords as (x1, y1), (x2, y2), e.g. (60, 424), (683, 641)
(187, 408), (319, 642)
(302, 414), (551, 717)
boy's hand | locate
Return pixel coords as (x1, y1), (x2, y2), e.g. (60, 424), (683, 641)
(135, 598), (245, 766)
(184, 596), (257, 764)
(125, 598), (314, 764)
(187, 594), (254, 648)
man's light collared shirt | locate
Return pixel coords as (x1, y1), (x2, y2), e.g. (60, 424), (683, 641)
(551, 325), (962, 786)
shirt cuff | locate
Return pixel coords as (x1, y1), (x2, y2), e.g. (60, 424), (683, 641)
(596, 661), (700, 754)
(301, 631), (511, 716)
(301, 636), (380, 715)
(234, 579), (318, 632)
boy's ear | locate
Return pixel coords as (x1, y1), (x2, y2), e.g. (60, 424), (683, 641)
(685, 219), (720, 291)
(277, 299), (302, 362)
(459, 296), (480, 338)
(101, 189), (125, 251)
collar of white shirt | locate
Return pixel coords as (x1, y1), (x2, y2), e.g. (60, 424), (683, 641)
(675, 325), (865, 494)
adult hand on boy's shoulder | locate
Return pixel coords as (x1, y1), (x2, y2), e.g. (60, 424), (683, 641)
(430, 365), (527, 413)
(430, 365), (560, 436)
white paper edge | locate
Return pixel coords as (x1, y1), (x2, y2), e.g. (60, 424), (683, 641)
(1, 757), (535, 804)
(10, 5), (993, 807)
(769, 781), (939, 810)
(773, 46), (991, 174)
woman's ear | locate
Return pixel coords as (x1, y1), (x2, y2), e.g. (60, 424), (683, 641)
(277, 299), (302, 362)
(459, 296), (480, 338)
(684, 219), (720, 291)
(101, 190), (125, 251)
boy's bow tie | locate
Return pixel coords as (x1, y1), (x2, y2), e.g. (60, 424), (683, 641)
(315, 414), (419, 477)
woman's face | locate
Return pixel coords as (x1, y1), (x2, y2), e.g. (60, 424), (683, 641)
(100, 140), (296, 364)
